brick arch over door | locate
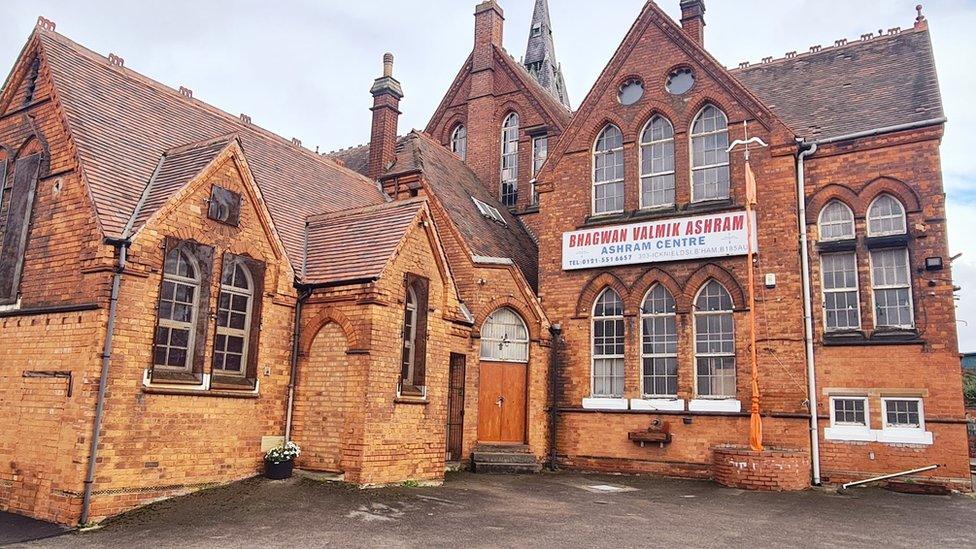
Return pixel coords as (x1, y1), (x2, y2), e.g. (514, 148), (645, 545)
(575, 271), (629, 318)
(474, 295), (544, 343)
(291, 322), (356, 474)
(300, 306), (365, 356)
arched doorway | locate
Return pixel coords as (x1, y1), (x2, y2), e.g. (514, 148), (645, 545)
(477, 307), (530, 444)
(293, 322), (351, 472)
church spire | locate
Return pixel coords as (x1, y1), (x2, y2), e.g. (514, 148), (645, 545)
(523, 0), (571, 109)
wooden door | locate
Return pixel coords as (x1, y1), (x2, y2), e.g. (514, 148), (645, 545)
(477, 361), (527, 444)
(446, 353), (466, 462)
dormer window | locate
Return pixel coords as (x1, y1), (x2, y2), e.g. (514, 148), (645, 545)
(472, 196), (506, 225)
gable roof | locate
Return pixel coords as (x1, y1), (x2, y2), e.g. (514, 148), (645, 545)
(31, 28), (386, 266)
(731, 26), (944, 142)
(303, 198), (425, 286)
(329, 132), (540, 289)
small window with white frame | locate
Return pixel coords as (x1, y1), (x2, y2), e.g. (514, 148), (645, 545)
(825, 396), (873, 442)
(867, 194), (907, 237)
(818, 201), (855, 241)
(879, 397), (932, 444)
(531, 135), (548, 206)
(472, 196), (506, 225)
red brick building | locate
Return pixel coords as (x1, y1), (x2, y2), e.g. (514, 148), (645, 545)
(0, 0), (969, 527)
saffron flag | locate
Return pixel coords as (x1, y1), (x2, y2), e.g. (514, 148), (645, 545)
(745, 159), (758, 206)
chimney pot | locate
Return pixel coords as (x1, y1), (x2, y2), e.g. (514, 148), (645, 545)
(383, 53), (394, 77)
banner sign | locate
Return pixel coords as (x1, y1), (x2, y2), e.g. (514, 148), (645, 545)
(562, 210), (757, 271)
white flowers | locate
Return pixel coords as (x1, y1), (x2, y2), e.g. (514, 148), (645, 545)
(265, 441), (301, 464)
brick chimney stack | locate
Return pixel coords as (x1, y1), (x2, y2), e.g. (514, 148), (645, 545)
(473, 1), (504, 71)
(680, 0), (706, 47)
(367, 52), (403, 180)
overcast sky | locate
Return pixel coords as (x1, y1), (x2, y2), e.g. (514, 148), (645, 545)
(3, 0), (976, 348)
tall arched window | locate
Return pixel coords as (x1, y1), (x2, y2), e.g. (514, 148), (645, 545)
(154, 247), (201, 371)
(694, 280), (735, 398)
(500, 113), (520, 208)
(690, 105), (730, 202)
(400, 275), (430, 394)
(592, 288), (625, 397)
(640, 116), (675, 208)
(401, 285), (419, 383)
(641, 284), (677, 397)
(867, 194), (907, 237)
(451, 124), (467, 161)
(214, 259), (253, 375)
(818, 201), (855, 241)
(593, 124), (625, 215)
(480, 307), (530, 362)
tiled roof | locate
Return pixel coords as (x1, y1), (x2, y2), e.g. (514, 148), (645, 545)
(35, 29), (386, 266)
(331, 132), (539, 289)
(732, 27), (944, 141)
(303, 198), (424, 285)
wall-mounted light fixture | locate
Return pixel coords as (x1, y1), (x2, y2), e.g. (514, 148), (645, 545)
(924, 256), (944, 271)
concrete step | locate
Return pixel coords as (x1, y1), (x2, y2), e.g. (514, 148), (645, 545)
(471, 451), (538, 464)
(472, 461), (543, 474)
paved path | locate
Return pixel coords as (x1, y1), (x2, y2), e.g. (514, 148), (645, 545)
(0, 511), (69, 546)
(15, 472), (976, 548)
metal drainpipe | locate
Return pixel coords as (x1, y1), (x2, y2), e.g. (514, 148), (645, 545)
(284, 286), (311, 442)
(80, 237), (129, 526)
(796, 141), (821, 485)
(547, 323), (562, 471)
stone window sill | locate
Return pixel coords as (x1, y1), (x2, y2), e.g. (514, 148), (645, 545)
(630, 398), (685, 411)
(688, 399), (741, 413)
(142, 386), (259, 399)
(582, 397), (628, 410)
(394, 396), (430, 405)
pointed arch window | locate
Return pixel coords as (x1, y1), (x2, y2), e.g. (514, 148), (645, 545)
(480, 307), (530, 363)
(451, 124), (467, 161)
(400, 274), (430, 395)
(640, 116), (676, 208)
(500, 113), (520, 208)
(641, 284), (677, 397)
(690, 105), (730, 202)
(593, 124), (625, 215)
(592, 288), (625, 397)
(867, 194), (907, 237)
(214, 259), (253, 376)
(694, 280), (735, 398)
(818, 201), (855, 241)
(154, 246), (202, 371)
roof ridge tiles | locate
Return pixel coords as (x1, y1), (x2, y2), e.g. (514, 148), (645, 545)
(731, 24), (923, 73)
(34, 27), (368, 182)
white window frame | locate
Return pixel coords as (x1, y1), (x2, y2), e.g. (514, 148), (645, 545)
(640, 284), (678, 398)
(500, 113), (520, 208)
(592, 124), (625, 216)
(818, 201), (856, 242)
(213, 259), (253, 377)
(154, 247), (201, 373)
(879, 397), (932, 444)
(639, 116), (676, 209)
(531, 135), (548, 206)
(401, 286), (419, 387)
(869, 248), (915, 329)
(451, 124), (467, 161)
(825, 396), (874, 442)
(692, 280), (736, 399)
(472, 196), (506, 225)
(480, 307), (530, 363)
(591, 288), (625, 399)
(866, 194), (907, 237)
(690, 105), (730, 203)
(820, 251), (861, 332)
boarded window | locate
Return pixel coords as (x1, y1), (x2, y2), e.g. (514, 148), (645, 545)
(150, 237), (214, 384)
(211, 253), (265, 389)
(0, 153), (41, 303)
(400, 274), (429, 395)
(208, 185), (242, 227)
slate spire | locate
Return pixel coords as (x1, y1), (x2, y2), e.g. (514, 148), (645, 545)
(523, 0), (570, 109)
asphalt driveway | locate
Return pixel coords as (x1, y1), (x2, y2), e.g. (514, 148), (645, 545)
(13, 471), (976, 548)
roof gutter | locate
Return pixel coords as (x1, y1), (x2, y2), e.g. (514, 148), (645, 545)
(809, 117), (947, 147)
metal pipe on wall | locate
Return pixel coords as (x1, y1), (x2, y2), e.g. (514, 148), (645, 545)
(796, 141), (821, 486)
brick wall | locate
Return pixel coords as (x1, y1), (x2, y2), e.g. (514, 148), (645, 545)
(712, 446), (810, 491)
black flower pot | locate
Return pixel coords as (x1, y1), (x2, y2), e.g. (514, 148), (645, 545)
(264, 458), (294, 480)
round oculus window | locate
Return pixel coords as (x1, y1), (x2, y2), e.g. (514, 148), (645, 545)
(617, 78), (644, 106)
(666, 68), (695, 95)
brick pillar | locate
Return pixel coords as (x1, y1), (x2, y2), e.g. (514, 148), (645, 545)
(367, 53), (403, 180)
(680, 0), (706, 47)
(466, 1), (505, 198)
(473, 1), (504, 71)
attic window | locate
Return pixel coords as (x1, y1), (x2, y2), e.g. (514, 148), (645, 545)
(532, 25), (542, 37)
(208, 185), (241, 227)
(472, 197), (506, 225)
(666, 68), (695, 95)
(617, 78), (644, 106)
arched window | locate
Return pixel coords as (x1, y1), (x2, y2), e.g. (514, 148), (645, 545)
(480, 307), (530, 363)
(690, 105), (730, 202)
(451, 124), (467, 161)
(401, 285), (419, 383)
(214, 259), (253, 375)
(400, 275), (430, 395)
(818, 201), (855, 241)
(641, 284), (677, 397)
(867, 194), (907, 237)
(694, 280), (735, 398)
(592, 288), (625, 397)
(640, 116), (675, 208)
(500, 113), (520, 208)
(153, 247), (201, 371)
(593, 124), (625, 215)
